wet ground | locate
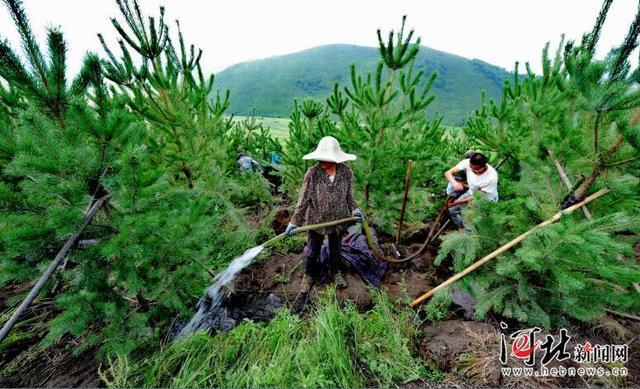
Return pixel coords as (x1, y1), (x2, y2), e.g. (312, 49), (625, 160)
(213, 221), (442, 330)
(0, 341), (100, 388)
(2, 213), (639, 387)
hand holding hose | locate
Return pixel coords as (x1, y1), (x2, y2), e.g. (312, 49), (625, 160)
(352, 209), (365, 223)
(285, 223), (297, 237)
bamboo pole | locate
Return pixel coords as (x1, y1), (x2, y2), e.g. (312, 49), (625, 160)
(0, 194), (110, 343)
(546, 148), (592, 220)
(605, 308), (640, 323)
(409, 189), (610, 308)
(395, 160), (413, 247)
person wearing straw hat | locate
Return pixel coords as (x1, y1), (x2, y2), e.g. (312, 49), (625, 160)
(285, 136), (364, 293)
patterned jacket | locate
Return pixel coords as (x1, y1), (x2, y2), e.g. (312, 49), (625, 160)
(290, 163), (359, 235)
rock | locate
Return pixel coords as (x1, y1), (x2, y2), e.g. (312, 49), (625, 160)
(451, 285), (476, 320)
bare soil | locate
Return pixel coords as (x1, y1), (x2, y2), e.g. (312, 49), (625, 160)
(224, 219), (441, 320)
(0, 343), (101, 388)
(0, 282), (101, 388)
(2, 210), (639, 388)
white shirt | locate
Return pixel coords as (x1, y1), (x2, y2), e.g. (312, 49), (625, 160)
(454, 159), (498, 201)
(328, 175), (335, 183)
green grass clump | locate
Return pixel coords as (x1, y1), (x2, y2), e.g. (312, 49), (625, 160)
(103, 289), (436, 388)
(351, 292), (428, 386)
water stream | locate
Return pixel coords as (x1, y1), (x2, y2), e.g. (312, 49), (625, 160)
(178, 245), (265, 336)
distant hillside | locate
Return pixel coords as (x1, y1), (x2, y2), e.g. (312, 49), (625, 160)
(214, 44), (511, 125)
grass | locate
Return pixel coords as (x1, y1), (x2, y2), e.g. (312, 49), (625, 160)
(231, 115), (290, 140)
(230, 115), (463, 143)
(102, 289), (439, 388)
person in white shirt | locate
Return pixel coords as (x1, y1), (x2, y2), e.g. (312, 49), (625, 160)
(444, 152), (498, 231)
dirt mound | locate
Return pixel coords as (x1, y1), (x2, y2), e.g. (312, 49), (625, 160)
(419, 318), (640, 388)
(0, 345), (100, 388)
(0, 290), (101, 388)
(272, 208), (291, 234)
(420, 320), (499, 371)
(225, 233), (439, 320)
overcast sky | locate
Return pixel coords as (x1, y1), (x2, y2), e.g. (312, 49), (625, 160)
(0, 0), (637, 77)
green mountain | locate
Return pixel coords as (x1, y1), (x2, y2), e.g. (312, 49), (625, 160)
(214, 44), (511, 125)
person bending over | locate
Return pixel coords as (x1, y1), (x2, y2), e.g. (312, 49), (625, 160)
(444, 152), (498, 231)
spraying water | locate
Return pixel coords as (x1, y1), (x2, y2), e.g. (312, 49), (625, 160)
(178, 244), (265, 336)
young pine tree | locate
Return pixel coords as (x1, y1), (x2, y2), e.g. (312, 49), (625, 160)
(433, 0), (640, 327)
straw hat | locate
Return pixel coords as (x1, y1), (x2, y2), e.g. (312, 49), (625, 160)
(303, 136), (357, 163)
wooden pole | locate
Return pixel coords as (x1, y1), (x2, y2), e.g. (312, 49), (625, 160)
(0, 194), (110, 343)
(395, 160), (413, 247)
(494, 153), (511, 171)
(605, 308), (640, 323)
(546, 149), (592, 220)
(410, 189), (610, 308)
(361, 196), (451, 264)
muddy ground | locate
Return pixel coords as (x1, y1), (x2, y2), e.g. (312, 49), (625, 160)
(225, 233), (440, 315)
(0, 283), (100, 388)
(1, 212), (639, 387)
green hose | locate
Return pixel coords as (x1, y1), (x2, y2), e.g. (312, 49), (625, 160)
(262, 208), (446, 265)
(262, 216), (360, 247)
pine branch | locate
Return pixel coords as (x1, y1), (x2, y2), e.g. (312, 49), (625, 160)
(1, 0), (49, 87)
(45, 27), (68, 125)
(585, 0), (614, 55)
(0, 38), (44, 101)
(611, 3), (640, 81)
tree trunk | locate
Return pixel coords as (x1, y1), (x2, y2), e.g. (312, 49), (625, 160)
(0, 194), (110, 343)
(364, 183), (371, 210)
(547, 149), (592, 219)
(395, 160), (413, 246)
(574, 135), (624, 198)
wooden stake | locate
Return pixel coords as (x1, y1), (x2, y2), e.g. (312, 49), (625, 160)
(0, 194), (110, 343)
(362, 195), (452, 264)
(605, 308), (640, 323)
(410, 189), (610, 307)
(494, 153), (511, 171)
(395, 160), (413, 247)
(546, 148), (592, 220)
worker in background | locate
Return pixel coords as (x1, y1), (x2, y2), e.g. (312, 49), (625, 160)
(285, 136), (364, 293)
(270, 151), (282, 168)
(444, 152), (498, 231)
(263, 151), (283, 192)
(237, 151), (263, 173)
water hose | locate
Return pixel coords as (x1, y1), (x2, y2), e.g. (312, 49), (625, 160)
(361, 196), (451, 263)
(261, 216), (361, 247)
(260, 202), (449, 265)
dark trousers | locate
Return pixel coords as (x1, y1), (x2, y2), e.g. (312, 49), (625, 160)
(304, 230), (344, 282)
